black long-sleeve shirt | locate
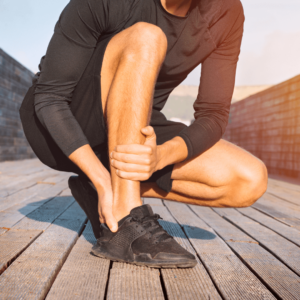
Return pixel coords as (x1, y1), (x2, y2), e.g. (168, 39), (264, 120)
(34, 0), (244, 160)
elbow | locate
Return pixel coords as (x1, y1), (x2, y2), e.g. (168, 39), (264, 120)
(194, 110), (229, 136)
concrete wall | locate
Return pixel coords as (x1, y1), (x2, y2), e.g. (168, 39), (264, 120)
(0, 48), (36, 161)
(223, 74), (300, 179)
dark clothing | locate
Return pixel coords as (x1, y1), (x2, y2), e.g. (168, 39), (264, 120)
(34, 0), (244, 160)
(20, 0), (244, 193)
(20, 34), (187, 192)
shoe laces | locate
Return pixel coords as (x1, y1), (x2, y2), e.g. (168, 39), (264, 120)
(131, 214), (172, 242)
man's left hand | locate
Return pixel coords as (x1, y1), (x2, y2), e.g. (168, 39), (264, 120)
(110, 126), (163, 181)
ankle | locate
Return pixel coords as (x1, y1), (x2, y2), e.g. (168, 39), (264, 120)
(113, 198), (143, 222)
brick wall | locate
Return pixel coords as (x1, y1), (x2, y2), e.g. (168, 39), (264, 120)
(224, 74), (300, 179)
(0, 48), (36, 161)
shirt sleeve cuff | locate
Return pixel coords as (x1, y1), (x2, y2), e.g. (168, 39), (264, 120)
(64, 138), (89, 157)
(176, 131), (194, 162)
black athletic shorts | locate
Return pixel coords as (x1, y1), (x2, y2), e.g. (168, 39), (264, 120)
(20, 33), (187, 193)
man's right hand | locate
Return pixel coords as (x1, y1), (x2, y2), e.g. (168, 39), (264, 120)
(69, 144), (118, 232)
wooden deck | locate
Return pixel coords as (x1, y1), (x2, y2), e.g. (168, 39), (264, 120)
(0, 159), (300, 299)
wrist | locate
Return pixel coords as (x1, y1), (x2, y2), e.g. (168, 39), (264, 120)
(156, 144), (168, 171)
(68, 144), (112, 192)
(158, 137), (188, 168)
(86, 161), (111, 192)
(92, 169), (112, 191)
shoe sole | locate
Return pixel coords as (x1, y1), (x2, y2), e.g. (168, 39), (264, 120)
(91, 245), (197, 269)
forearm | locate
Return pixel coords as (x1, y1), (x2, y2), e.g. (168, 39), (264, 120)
(177, 117), (223, 161)
(34, 94), (89, 157)
(157, 136), (188, 170)
(69, 144), (111, 191)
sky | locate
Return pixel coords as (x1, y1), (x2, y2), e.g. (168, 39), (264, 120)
(1, 0), (300, 86)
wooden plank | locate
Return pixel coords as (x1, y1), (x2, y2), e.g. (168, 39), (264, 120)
(253, 194), (300, 230)
(0, 189), (76, 276)
(0, 179), (69, 232)
(13, 192), (75, 231)
(0, 201), (87, 300)
(0, 183), (55, 211)
(267, 185), (300, 206)
(213, 208), (300, 276)
(275, 188), (300, 207)
(164, 201), (275, 300)
(144, 197), (165, 206)
(108, 263), (164, 300)
(261, 193), (300, 217)
(237, 207), (300, 247)
(0, 229), (42, 274)
(0, 159), (47, 176)
(190, 205), (300, 300)
(0, 158), (40, 174)
(258, 193), (300, 216)
(211, 207), (241, 218)
(0, 169), (69, 194)
(253, 203), (300, 230)
(0, 173), (68, 214)
(0, 169), (58, 198)
(145, 198), (222, 300)
(0, 171), (39, 187)
(0, 172), (69, 211)
(46, 222), (110, 300)
(0, 158), (39, 166)
(268, 178), (300, 193)
(0, 161), (50, 182)
(0, 159), (44, 174)
(13, 165), (49, 176)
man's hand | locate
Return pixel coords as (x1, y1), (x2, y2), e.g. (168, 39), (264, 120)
(110, 126), (162, 181)
(69, 144), (118, 232)
(96, 182), (118, 232)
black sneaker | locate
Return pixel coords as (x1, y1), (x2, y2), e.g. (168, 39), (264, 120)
(92, 204), (197, 268)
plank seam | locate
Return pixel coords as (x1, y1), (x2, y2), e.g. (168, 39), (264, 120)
(252, 207), (294, 227)
(235, 208), (300, 248)
(223, 215), (300, 278)
(4, 181), (40, 198)
(185, 206), (282, 300)
(1, 191), (64, 229)
(194, 208), (297, 300)
(267, 191), (300, 207)
(0, 230), (43, 275)
(162, 201), (225, 300)
(159, 269), (169, 300)
(43, 233), (82, 299)
(77, 218), (89, 238)
(1, 199), (78, 270)
(42, 216), (87, 299)
(11, 198), (75, 230)
(104, 260), (113, 300)
(214, 237), (280, 300)
(1, 170), (57, 198)
(0, 174), (67, 212)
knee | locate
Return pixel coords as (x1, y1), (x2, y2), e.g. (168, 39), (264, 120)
(125, 22), (167, 62)
(232, 159), (268, 207)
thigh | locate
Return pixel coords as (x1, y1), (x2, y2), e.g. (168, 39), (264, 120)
(171, 139), (265, 188)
